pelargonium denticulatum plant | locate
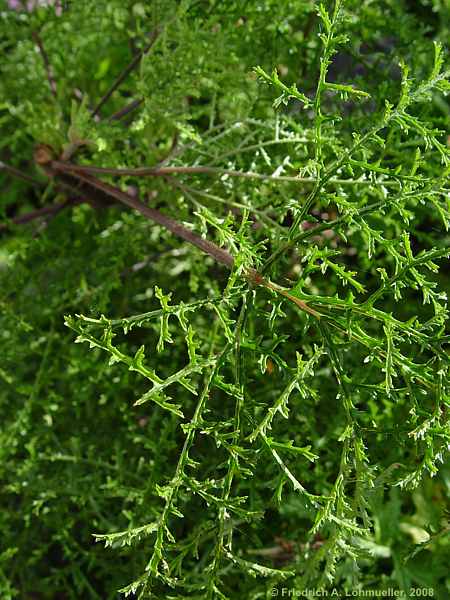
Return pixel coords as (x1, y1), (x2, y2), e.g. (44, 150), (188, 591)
(0, 0), (449, 598)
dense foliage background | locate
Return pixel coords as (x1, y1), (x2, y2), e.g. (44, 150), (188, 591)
(1, 1), (449, 598)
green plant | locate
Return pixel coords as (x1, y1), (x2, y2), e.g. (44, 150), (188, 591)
(1, 1), (449, 598)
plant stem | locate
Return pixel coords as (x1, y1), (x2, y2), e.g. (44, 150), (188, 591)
(108, 98), (144, 121)
(0, 198), (82, 231)
(32, 30), (57, 98)
(49, 160), (321, 318)
(91, 28), (161, 118)
(49, 161), (404, 188)
(0, 161), (44, 187)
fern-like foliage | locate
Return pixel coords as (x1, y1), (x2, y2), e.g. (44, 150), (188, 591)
(0, 0), (449, 598)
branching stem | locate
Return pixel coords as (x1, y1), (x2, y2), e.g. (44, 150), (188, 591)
(49, 159), (321, 318)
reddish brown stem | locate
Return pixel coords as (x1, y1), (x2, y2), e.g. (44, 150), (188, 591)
(0, 161), (44, 187)
(32, 31), (57, 98)
(0, 198), (82, 232)
(52, 163), (235, 269)
(91, 28), (161, 118)
(108, 98), (144, 121)
(50, 160), (320, 318)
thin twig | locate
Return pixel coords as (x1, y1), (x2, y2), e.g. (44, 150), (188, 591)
(91, 28), (161, 118)
(0, 161), (44, 187)
(108, 98), (144, 121)
(32, 31), (57, 98)
(0, 159), (105, 231)
(0, 198), (83, 232)
(50, 161), (407, 188)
